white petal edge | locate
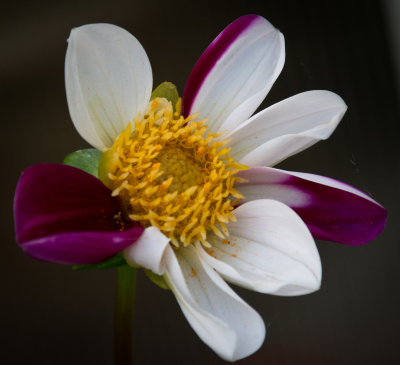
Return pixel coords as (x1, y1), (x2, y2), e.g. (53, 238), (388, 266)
(197, 199), (322, 296)
(226, 90), (347, 166)
(123, 227), (169, 275)
(164, 245), (265, 361)
(65, 23), (152, 151)
(190, 16), (285, 133)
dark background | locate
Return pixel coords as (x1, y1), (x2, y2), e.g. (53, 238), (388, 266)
(1, 0), (399, 364)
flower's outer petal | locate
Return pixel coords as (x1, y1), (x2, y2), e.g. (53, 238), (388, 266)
(164, 245), (265, 361)
(123, 226), (170, 275)
(65, 23), (152, 151)
(237, 167), (387, 245)
(14, 163), (120, 242)
(14, 163), (143, 264)
(227, 91), (347, 166)
(197, 200), (321, 296)
(182, 14), (284, 133)
(20, 229), (144, 265)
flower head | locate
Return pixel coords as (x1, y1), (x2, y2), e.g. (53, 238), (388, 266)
(14, 14), (386, 361)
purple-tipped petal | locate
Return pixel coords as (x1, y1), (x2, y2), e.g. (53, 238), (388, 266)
(15, 163), (120, 242)
(183, 14), (284, 133)
(237, 167), (387, 245)
(21, 228), (143, 265)
(14, 163), (143, 264)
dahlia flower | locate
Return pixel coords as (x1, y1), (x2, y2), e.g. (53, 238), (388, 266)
(14, 15), (386, 361)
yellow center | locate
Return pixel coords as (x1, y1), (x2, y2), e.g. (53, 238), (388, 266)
(99, 97), (246, 247)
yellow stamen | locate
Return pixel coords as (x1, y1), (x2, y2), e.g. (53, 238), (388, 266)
(100, 97), (247, 247)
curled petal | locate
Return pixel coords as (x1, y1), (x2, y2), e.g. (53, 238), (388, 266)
(65, 23), (152, 151)
(197, 200), (321, 296)
(237, 167), (387, 245)
(21, 229), (143, 265)
(164, 245), (265, 361)
(123, 226), (170, 275)
(228, 90), (347, 166)
(183, 14), (284, 133)
(14, 163), (143, 264)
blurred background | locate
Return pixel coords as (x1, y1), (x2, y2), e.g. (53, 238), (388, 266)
(1, 0), (399, 364)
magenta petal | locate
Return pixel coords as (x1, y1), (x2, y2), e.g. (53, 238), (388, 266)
(182, 14), (260, 116)
(15, 163), (120, 242)
(20, 228), (143, 265)
(14, 163), (143, 264)
(237, 167), (387, 245)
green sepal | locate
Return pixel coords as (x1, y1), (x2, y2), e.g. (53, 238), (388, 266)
(63, 149), (102, 178)
(145, 269), (170, 290)
(151, 82), (179, 112)
(72, 252), (126, 270)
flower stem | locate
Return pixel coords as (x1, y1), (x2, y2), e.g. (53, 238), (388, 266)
(114, 265), (136, 365)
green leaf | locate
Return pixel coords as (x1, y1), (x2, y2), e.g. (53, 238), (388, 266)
(150, 82), (179, 112)
(145, 270), (170, 290)
(63, 149), (102, 178)
(72, 253), (126, 270)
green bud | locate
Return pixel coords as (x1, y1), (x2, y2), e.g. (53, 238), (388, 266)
(151, 81), (180, 112)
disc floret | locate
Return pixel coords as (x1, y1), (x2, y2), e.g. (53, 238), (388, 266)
(99, 97), (246, 247)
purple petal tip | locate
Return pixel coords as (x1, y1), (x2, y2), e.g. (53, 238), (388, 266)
(238, 167), (387, 246)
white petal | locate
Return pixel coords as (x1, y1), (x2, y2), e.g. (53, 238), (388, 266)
(123, 227), (169, 275)
(65, 23), (152, 151)
(227, 90), (347, 166)
(164, 245), (265, 361)
(197, 200), (322, 296)
(184, 15), (284, 133)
